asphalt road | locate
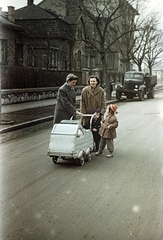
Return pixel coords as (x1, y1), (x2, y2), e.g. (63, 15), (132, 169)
(0, 91), (163, 240)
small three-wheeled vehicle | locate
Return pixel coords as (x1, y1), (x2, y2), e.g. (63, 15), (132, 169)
(47, 119), (94, 166)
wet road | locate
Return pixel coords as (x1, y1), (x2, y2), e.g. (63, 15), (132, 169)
(0, 91), (163, 240)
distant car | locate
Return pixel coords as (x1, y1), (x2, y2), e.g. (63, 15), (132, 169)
(47, 119), (94, 166)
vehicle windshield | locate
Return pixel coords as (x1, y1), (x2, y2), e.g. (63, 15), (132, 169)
(125, 73), (144, 81)
(52, 124), (78, 135)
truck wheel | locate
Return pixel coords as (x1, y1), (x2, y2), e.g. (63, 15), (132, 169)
(116, 91), (121, 101)
(147, 93), (151, 99)
(150, 88), (155, 99)
(139, 90), (145, 101)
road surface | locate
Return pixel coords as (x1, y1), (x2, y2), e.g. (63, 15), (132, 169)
(0, 91), (163, 240)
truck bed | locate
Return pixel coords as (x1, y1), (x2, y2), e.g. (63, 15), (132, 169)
(146, 76), (157, 87)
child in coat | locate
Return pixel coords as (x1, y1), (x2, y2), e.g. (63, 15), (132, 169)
(95, 104), (118, 158)
(90, 111), (101, 151)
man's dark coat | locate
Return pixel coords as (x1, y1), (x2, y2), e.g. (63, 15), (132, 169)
(53, 83), (76, 124)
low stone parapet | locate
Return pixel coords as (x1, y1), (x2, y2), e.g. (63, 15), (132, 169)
(1, 86), (83, 105)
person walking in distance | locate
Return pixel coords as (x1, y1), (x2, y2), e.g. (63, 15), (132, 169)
(95, 104), (118, 158)
(53, 73), (82, 124)
(80, 75), (106, 129)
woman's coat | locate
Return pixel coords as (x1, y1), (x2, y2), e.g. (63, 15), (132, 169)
(99, 113), (118, 139)
(80, 85), (106, 115)
(80, 85), (106, 127)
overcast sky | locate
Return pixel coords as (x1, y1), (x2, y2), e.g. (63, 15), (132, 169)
(148, 0), (163, 26)
(1, 0), (163, 13)
(0, 0), (42, 10)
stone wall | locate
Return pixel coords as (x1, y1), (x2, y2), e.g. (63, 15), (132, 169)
(1, 87), (83, 105)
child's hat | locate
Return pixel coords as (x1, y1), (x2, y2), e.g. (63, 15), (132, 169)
(109, 104), (118, 114)
(92, 109), (100, 114)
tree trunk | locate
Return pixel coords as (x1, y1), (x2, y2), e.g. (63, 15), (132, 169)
(101, 56), (111, 100)
(138, 64), (142, 71)
(149, 64), (152, 75)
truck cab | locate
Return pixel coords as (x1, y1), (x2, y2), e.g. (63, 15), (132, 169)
(115, 71), (157, 101)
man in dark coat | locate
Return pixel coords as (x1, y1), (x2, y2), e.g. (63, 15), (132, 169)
(53, 73), (82, 124)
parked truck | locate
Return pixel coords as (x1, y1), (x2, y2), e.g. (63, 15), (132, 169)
(115, 71), (157, 101)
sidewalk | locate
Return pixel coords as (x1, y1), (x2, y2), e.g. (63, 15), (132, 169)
(0, 94), (117, 134)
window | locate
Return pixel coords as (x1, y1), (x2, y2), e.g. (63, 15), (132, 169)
(125, 72), (144, 80)
(77, 50), (81, 70)
(0, 40), (7, 65)
(90, 56), (95, 69)
(78, 28), (82, 39)
(15, 44), (23, 66)
(27, 47), (58, 69)
(84, 55), (89, 68)
(49, 49), (58, 68)
(60, 51), (68, 70)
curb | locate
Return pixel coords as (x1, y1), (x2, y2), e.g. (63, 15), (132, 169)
(0, 99), (117, 134)
(0, 116), (53, 134)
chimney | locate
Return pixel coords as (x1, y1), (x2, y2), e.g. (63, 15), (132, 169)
(8, 6), (15, 23)
(27, 0), (34, 6)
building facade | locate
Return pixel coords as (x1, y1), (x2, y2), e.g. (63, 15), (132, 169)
(0, 7), (24, 67)
(0, 0), (137, 85)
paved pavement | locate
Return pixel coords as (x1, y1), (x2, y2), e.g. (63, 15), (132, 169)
(0, 94), (117, 134)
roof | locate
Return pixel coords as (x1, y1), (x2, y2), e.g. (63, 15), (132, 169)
(16, 18), (73, 39)
(15, 4), (55, 20)
(15, 4), (73, 39)
(62, 15), (81, 25)
(0, 11), (23, 31)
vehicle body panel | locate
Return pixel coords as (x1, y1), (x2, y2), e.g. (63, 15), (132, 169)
(47, 120), (94, 160)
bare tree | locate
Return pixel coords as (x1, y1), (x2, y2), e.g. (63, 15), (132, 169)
(113, 1), (149, 72)
(143, 30), (163, 75)
(131, 10), (163, 75)
(68, 0), (145, 99)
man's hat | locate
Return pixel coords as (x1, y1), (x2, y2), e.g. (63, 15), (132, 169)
(66, 73), (78, 82)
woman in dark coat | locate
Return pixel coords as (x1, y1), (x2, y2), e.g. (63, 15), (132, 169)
(53, 73), (82, 124)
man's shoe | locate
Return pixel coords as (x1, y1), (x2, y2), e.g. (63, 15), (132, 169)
(95, 152), (102, 156)
(106, 153), (113, 158)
